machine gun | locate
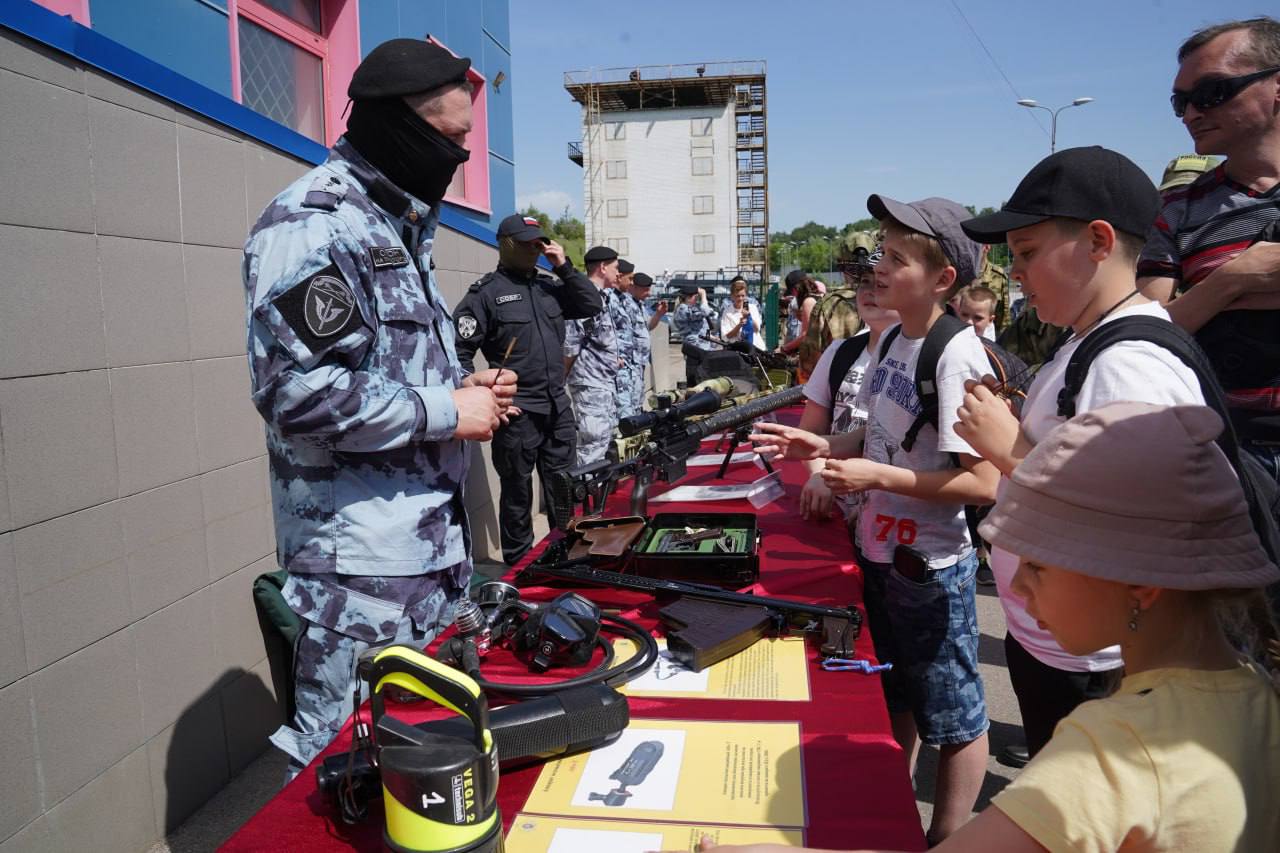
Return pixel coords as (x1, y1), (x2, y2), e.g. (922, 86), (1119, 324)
(515, 550), (862, 665)
(549, 384), (805, 521)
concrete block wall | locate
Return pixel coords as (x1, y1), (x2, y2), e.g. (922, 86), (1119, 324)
(0, 30), (500, 852)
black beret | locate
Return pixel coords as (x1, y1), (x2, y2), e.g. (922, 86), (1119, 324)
(632, 273), (654, 288)
(583, 245), (619, 263)
(617, 259), (635, 274)
(678, 283), (700, 295)
(349, 39), (471, 100)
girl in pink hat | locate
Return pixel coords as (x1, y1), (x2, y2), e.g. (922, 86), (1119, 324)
(659, 401), (1280, 853)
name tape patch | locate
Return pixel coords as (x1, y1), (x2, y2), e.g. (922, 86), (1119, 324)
(369, 246), (410, 270)
(495, 293), (523, 305)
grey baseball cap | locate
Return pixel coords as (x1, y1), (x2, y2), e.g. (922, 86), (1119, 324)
(867, 195), (984, 285)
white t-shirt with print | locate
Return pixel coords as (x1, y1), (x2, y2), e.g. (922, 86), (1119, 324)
(854, 323), (990, 568)
(991, 301), (1205, 672)
(805, 332), (873, 518)
(804, 331), (873, 433)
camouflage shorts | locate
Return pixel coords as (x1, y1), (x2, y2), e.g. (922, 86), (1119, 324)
(883, 550), (988, 745)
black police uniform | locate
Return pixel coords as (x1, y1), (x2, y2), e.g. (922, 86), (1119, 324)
(454, 260), (602, 564)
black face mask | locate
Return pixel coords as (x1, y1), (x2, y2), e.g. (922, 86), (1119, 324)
(344, 96), (470, 207)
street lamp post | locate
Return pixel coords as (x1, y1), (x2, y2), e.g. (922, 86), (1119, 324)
(1016, 97), (1094, 153)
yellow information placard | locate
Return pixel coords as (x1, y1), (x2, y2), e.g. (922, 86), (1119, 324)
(614, 637), (810, 702)
(521, 719), (806, 828)
(505, 814), (804, 853)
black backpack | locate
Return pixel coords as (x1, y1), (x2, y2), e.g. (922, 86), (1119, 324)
(878, 314), (1032, 453)
(826, 334), (872, 404)
(1057, 315), (1280, 567)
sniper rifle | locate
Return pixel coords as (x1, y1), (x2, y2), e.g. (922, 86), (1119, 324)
(549, 384), (805, 522)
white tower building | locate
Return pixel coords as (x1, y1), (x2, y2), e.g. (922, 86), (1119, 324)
(565, 62), (768, 282)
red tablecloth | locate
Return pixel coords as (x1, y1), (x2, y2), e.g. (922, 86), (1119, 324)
(222, 411), (925, 851)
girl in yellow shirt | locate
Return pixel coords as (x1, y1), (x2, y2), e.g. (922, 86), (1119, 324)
(663, 402), (1280, 853)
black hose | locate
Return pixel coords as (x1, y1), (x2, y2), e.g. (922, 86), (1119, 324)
(467, 613), (659, 698)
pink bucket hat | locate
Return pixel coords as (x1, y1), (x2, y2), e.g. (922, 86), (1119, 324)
(978, 401), (1280, 590)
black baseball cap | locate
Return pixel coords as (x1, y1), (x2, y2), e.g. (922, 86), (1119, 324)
(962, 146), (1160, 243)
(496, 213), (549, 243)
(868, 194), (983, 285)
(349, 39), (471, 100)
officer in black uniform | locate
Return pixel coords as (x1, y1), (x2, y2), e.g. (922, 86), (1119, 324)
(454, 214), (603, 564)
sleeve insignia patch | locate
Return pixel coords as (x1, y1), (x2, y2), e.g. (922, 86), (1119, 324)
(273, 264), (365, 350)
(457, 314), (478, 339)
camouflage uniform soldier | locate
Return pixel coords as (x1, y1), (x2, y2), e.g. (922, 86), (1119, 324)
(672, 283), (719, 385)
(609, 259), (639, 419)
(628, 272), (663, 410)
(244, 40), (515, 776)
(565, 245), (621, 465)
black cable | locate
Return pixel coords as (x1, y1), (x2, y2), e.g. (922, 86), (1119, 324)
(467, 613), (659, 698)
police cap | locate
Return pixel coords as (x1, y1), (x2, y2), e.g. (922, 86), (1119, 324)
(349, 39), (471, 100)
(497, 213), (549, 243)
(617, 259), (635, 274)
(583, 245), (619, 264)
(632, 273), (654, 289)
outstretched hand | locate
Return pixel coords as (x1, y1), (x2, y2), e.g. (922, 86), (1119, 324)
(749, 422), (830, 461)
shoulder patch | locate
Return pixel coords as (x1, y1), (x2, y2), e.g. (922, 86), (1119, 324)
(272, 264), (365, 349)
(301, 174), (347, 211)
(369, 246), (410, 269)
(495, 293), (523, 305)
(456, 314), (479, 339)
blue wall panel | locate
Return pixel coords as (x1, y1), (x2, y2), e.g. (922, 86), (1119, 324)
(442, 0), (482, 72)
(481, 0), (509, 50)
(90, 0), (231, 97)
(488, 154), (515, 220)
(393, 0), (447, 46)
(356, 0), (400, 56)
(482, 35), (512, 162)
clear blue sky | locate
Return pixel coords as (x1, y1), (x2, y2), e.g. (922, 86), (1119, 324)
(510, 0), (1269, 232)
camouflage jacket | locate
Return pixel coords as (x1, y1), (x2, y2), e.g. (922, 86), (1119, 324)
(604, 287), (636, 362)
(243, 138), (469, 579)
(673, 301), (717, 350)
(627, 292), (651, 363)
(564, 284), (619, 385)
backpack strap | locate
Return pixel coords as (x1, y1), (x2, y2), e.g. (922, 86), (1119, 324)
(826, 334), (871, 404)
(1054, 314), (1280, 564)
(1057, 316), (1220, 418)
(902, 314), (969, 452)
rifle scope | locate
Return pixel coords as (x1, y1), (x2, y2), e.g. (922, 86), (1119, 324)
(688, 385), (806, 440)
(617, 388), (722, 437)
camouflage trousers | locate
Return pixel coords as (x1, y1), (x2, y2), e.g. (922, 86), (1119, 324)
(615, 366), (643, 420)
(269, 565), (468, 778)
(569, 382), (618, 467)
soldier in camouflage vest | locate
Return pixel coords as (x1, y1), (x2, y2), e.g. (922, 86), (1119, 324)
(566, 246), (621, 465)
(243, 40), (515, 777)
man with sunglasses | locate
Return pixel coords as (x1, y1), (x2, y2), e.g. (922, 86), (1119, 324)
(1139, 17), (1280, 477)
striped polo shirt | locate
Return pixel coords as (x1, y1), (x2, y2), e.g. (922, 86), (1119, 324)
(1138, 164), (1280, 439)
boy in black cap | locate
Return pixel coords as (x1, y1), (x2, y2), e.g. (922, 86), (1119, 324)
(454, 214), (603, 564)
(956, 146), (1206, 760)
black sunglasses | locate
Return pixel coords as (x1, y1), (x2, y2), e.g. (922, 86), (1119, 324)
(1171, 66), (1280, 117)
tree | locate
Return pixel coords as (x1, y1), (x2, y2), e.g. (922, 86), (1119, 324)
(553, 207), (585, 241)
